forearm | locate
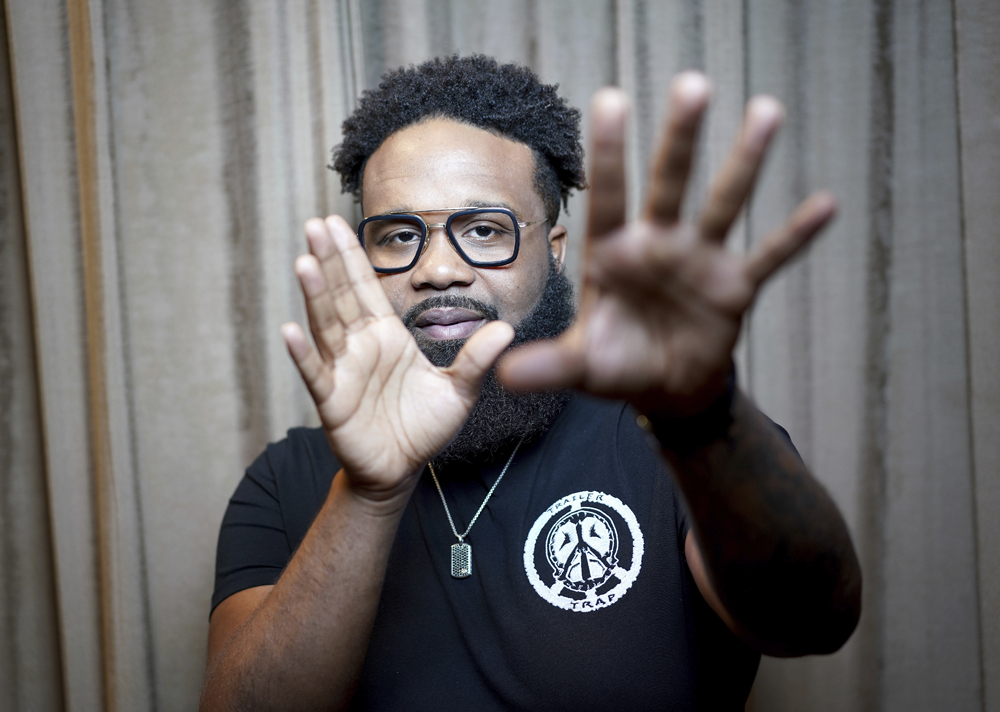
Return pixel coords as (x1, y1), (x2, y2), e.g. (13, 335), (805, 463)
(200, 470), (412, 712)
(649, 389), (862, 656)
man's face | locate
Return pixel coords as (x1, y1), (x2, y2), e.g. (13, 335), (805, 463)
(361, 118), (567, 332)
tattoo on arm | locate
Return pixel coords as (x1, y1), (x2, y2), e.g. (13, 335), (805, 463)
(649, 390), (862, 656)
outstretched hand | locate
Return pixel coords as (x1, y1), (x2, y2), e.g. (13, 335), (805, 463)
(499, 72), (836, 415)
(281, 216), (514, 501)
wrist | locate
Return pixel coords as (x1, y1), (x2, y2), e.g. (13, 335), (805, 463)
(640, 368), (737, 457)
(331, 467), (421, 520)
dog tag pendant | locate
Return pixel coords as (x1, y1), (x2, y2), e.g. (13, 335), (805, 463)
(450, 542), (472, 578)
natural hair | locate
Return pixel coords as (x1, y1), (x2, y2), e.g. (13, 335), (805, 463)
(331, 55), (587, 226)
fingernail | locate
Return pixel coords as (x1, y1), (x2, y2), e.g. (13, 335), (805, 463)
(592, 88), (628, 134)
(749, 95), (784, 124)
(673, 72), (711, 105)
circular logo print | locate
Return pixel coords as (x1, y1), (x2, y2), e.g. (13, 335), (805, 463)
(524, 491), (644, 612)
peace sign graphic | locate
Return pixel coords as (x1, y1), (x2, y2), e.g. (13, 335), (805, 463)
(524, 491), (644, 613)
(546, 508), (619, 592)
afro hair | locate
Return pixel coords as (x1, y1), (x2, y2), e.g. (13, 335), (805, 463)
(331, 55), (587, 226)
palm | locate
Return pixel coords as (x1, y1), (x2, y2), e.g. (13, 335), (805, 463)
(282, 216), (513, 495)
(317, 319), (466, 482)
(501, 74), (835, 415)
(576, 232), (749, 410)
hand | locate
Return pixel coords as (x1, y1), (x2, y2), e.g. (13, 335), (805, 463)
(500, 72), (836, 415)
(281, 216), (514, 501)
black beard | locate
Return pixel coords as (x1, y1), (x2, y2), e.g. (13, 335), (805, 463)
(402, 257), (576, 464)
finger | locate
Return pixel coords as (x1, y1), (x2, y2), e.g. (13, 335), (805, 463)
(282, 322), (334, 406)
(746, 191), (837, 285)
(305, 217), (368, 335)
(586, 88), (629, 240)
(295, 253), (347, 359)
(445, 321), (515, 402)
(497, 327), (587, 393)
(325, 215), (395, 324)
(645, 72), (711, 225)
(306, 217), (393, 336)
(699, 95), (784, 244)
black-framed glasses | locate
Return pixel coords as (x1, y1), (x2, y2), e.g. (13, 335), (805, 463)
(357, 207), (545, 274)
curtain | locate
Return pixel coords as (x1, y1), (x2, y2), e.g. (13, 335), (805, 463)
(1, 1), (997, 710)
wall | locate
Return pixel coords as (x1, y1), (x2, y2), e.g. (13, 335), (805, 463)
(1, 1), (996, 710)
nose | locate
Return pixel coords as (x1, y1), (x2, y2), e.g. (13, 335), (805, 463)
(409, 225), (475, 290)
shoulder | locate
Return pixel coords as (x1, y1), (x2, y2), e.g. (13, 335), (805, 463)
(248, 426), (339, 541)
(553, 394), (660, 459)
(548, 392), (634, 437)
(247, 426), (335, 485)
(536, 393), (673, 496)
(255, 426), (332, 467)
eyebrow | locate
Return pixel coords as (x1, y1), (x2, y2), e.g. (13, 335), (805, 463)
(375, 200), (519, 216)
(464, 200), (516, 211)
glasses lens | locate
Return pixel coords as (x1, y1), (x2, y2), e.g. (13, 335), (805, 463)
(449, 211), (517, 264)
(361, 217), (424, 270)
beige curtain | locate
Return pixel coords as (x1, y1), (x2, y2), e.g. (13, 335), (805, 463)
(1, 1), (997, 710)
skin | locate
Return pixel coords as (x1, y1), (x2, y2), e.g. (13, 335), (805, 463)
(363, 119), (566, 334)
(199, 72), (862, 711)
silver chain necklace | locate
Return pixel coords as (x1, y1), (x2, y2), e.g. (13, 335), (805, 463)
(427, 437), (524, 579)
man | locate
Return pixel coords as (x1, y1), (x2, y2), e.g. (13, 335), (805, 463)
(201, 55), (861, 711)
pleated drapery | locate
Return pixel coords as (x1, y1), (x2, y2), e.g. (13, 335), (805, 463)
(1, 1), (997, 711)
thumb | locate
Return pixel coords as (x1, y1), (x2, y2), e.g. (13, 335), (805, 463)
(497, 328), (586, 392)
(445, 321), (515, 402)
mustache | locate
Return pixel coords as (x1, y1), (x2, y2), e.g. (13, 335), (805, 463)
(401, 295), (501, 330)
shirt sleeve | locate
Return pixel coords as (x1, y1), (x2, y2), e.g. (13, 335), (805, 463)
(211, 442), (293, 615)
(211, 427), (339, 615)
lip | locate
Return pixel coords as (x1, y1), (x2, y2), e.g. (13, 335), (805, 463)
(414, 307), (487, 340)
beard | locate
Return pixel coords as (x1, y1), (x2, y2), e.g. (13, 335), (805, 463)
(402, 256), (576, 465)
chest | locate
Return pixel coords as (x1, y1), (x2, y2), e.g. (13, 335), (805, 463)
(354, 408), (700, 711)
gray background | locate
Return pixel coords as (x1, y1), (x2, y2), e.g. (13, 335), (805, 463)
(1, 0), (997, 710)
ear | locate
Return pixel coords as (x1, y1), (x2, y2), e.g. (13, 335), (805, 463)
(547, 224), (568, 271)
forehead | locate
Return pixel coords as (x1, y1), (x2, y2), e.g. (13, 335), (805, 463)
(361, 118), (540, 216)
